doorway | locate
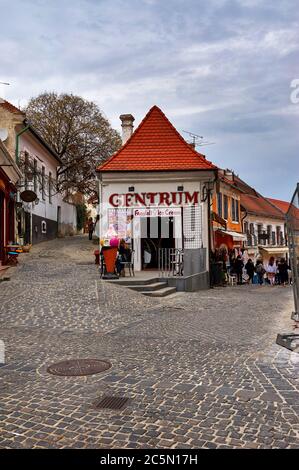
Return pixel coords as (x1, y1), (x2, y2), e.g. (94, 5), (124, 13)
(141, 216), (175, 269)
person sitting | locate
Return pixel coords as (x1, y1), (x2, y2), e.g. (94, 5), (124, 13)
(116, 239), (127, 276)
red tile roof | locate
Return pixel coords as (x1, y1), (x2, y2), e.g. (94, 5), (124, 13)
(97, 105), (217, 172)
(0, 100), (24, 115)
(241, 193), (285, 219)
(266, 198), (290, 214)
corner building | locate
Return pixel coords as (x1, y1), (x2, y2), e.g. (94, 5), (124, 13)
(97, 106), (218, 288)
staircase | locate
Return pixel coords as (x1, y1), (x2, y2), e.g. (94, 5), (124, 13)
(108, 277), (177, 297)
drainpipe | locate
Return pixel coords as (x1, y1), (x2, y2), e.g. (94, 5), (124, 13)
(15, 124), (30, 166)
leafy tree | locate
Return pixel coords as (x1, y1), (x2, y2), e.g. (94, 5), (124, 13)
(76, 203), (87, 231)
(25, 92), (121, 195)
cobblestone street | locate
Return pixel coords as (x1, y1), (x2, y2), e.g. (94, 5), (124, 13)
(0, 235), (298, 449)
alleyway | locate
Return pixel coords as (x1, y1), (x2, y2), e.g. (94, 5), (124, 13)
(0, 236), (298, 449)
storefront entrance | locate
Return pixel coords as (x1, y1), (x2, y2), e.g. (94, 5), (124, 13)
(140, 216), (175, 269)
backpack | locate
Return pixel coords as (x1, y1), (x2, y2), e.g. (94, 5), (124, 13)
(256, 264), (265, 275)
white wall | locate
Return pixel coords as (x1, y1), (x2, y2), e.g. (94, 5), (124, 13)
(20, 132), (77, 236)
(99, 172), (212, 271)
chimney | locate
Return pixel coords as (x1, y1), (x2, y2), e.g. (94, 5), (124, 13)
(224, 169), (234, 181)
(119, 114), (135, 144)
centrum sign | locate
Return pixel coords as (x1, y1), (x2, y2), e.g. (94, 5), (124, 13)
(109, 191), (199, 207)
(133, 207), (182, 217)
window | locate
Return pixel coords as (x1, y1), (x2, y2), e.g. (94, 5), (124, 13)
(33, 159), (37, 193)
(267, 225), (272, 245)
(235, 200), (239, 222)
(41, 166), (45, 200)
(49, 172), (52, 204)
(276, 226), (281, 245)
(272, 231), (276, 245)
(217, 192), (223, 217)
(223, 195), (228, 220)
(231, 198), (239, 222)
(244, 221), (248, 234)
(24, 151), (29, 189)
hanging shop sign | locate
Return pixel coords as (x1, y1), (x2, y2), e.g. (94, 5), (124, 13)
(20, 190), (37, 203)
(133, 207), (182, 218)
(109, 191), (199, 208)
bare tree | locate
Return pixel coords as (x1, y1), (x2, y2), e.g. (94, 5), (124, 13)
(24, 92), (122, 195)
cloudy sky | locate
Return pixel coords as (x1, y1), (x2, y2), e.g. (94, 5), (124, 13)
(0, 0), (298, 200)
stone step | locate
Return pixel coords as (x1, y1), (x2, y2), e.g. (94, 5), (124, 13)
(141, 286), (177, 297)
(127, 282), (168, 292)
(107, 277), (160, 286)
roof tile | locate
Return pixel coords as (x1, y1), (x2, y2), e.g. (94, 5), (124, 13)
(97, 105), (217, 172)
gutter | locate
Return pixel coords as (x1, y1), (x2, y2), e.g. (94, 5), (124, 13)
(15, 124), (30, 165)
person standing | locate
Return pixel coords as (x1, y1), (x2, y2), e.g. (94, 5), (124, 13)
(278, 258), (289, 286)
(234, 255), (244, 285)
(266, 256), (277, 286)
(245, 258), (255, 283)
(255, 259), (266, 285)
(88, 217), (94, 241)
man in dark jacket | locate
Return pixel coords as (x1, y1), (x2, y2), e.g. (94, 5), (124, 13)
(245, 258), (255, 283)
(234, 255), (244, 285)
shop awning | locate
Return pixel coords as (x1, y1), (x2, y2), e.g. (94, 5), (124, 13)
(217, 229), (247, 241)
(259, 246), (289, 254)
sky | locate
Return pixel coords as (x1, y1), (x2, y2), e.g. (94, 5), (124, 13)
(0, 0), (298, 201)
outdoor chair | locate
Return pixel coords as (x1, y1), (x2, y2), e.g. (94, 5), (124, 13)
(228, 273), (237, 286)
(120, 250), (135, 277)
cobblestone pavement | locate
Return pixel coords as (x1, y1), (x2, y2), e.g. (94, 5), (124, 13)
(0, 235), (298, 449)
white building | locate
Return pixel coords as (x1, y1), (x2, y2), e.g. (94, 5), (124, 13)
(96, 106), (217, 289)
(0, 99), (77, 244)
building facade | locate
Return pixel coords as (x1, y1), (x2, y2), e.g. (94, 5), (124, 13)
(234, 177), (288, 262)
(0, 99), (77, 245)
(97, 106), (217, 288)
(0, 139), (22, 263)
(212, 169), (246, 252)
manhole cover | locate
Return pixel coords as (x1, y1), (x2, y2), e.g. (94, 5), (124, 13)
(47, 359), (111, 376)
(93, 396), (130, 410)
